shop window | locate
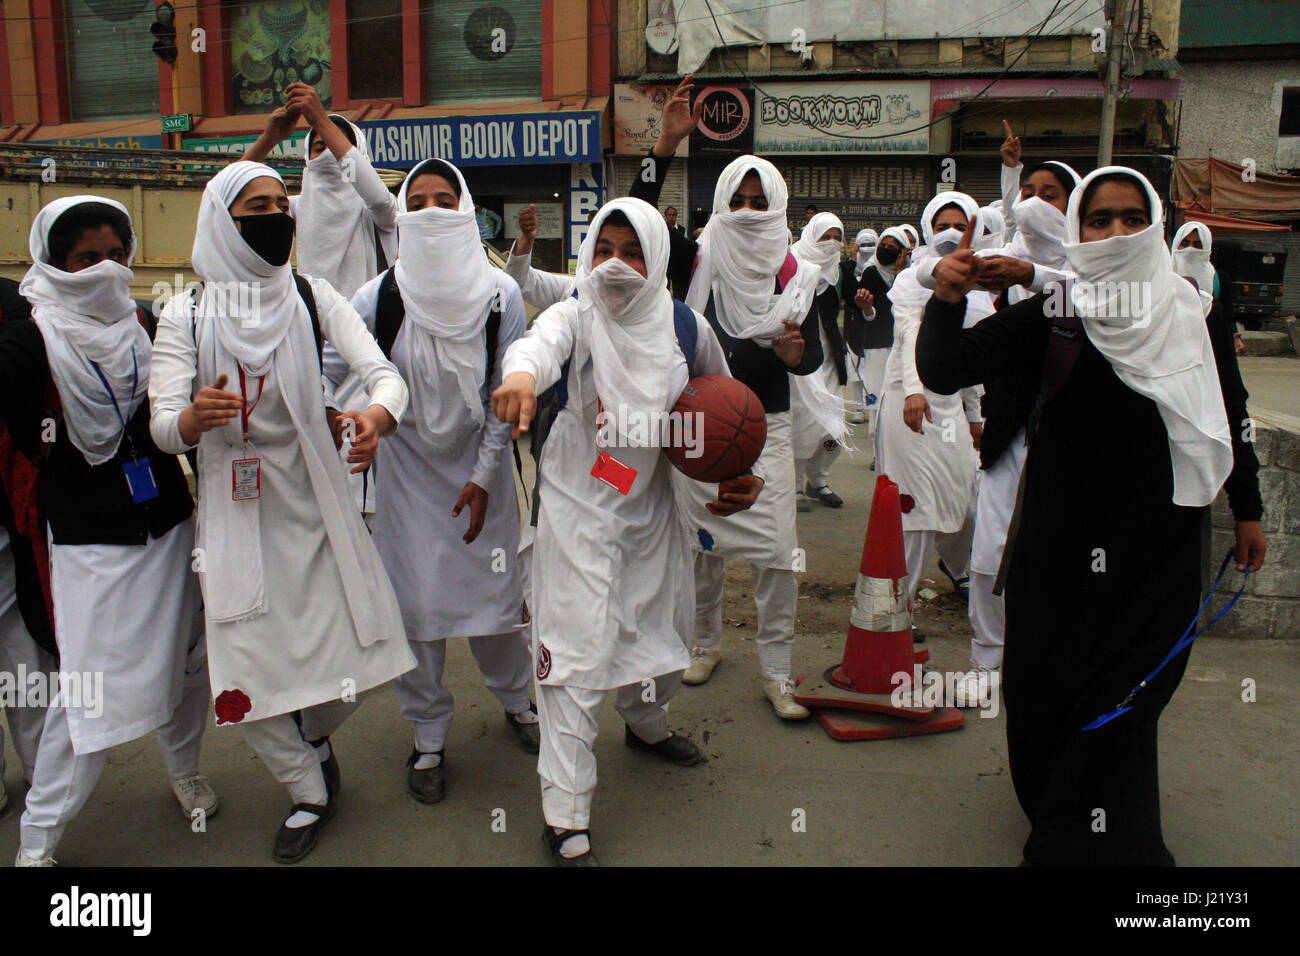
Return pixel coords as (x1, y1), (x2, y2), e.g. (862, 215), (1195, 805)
(347, 0), (402, 100)
(1280, 88), (1300, 137)
(229, 0), (332, 114)
(66, 0), (160, 121)
(422, 0), (541, 105)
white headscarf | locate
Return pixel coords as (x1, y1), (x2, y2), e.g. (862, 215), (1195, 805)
(685, 155), (819, 345)
(392, 158), (497, 451)
(192, 161), (304, 375)
(575, 198), (679, 444)
(296, 114), (382, 299)
(900, 224), (919, 248)
(853, 228), (878, 276)
(1064, 166), (1232, 507)
(1171, 221), (1216, 296)
(792, 212), (846, 291)
(889, 192), (982, 311)
(19, 195), (149, 466)
(974, 206), (1005, 252)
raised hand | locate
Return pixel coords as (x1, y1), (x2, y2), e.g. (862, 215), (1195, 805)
(655, 75), (705, 156)
(1000, 119), (1022, 168)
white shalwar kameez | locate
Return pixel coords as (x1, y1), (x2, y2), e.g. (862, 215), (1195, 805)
(333, 159), (532, 756)
(0, 530), (54, 784)
(502, 198), (731, 831)
(14, 195), (210, 857)
(879, 192), (992, 602)
(150, 162), (414, 810)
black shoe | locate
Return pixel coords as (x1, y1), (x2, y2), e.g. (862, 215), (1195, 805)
(506, 705), (541, 755)
(806, 483), (844, 508)
(406, 749), (446, 804)
(624, 725), (706, 766)
(912, 625), (926, 644)
(542, 824), (598, 866)
(271, 800), (336, 864)
(307, 736), (340, 799)
(937, 557), (970, 602)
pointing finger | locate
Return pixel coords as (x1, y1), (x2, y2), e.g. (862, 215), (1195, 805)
(956, 214), (978, 252)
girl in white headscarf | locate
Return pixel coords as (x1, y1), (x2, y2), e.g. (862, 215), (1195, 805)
(880, 192), (991, 607)
(328, 158), (538, 804)
(1171, 221), (1218, 305)
(9, 197), (215, 866)
(150, 160), (414, 864)
(852, 228), (879, 278)
(494, 196), (752, 865)
(675, 155), (824, 718)
(843, 225), (909, 430)
(789, 212), (853, 509)
(919, 165), (1264, 866)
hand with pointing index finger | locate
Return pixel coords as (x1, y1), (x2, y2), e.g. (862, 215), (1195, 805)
(932, 216), (980, 305)
(1000, 119), (1022, 168)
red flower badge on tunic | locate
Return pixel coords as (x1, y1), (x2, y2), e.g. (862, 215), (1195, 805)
(536, 644), (552, 680)
(215, 689), (252, 724)
(899, 494), (915, 514)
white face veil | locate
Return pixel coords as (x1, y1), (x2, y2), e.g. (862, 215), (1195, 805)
(1171, 221), (1216, 295)
(1064, 166), (1232, 507)
(889, 193), (983, 311)
(569, 197), (679, 445)
(19, 195), (148, 465)
(853, 228), (879, 275)
(684, 155), (819, 344)
(791, 212), (846, 291)
(391, 158), (499, 449)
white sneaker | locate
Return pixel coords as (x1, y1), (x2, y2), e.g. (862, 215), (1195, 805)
(950, 667), (1000, 709)
(171, 773), (220, 818)
(14, 850), (55, 867)
(683, 647), (722, 685)
(763, 679), (811, 720)
(847, 410), (867, 424)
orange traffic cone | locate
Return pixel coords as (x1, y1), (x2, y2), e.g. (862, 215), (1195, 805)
(795, 473), (964, 740)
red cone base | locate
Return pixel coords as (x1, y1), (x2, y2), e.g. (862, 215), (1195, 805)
(812, 705), (966, 741)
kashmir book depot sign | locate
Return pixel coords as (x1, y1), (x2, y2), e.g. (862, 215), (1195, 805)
(185, 110), (603, 169)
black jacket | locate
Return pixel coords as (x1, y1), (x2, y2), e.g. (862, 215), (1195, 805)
(841, 260), (895, 354)
(0, 314), (194, 547)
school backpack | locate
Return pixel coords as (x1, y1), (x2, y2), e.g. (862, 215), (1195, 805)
(372, 266), (501, 372)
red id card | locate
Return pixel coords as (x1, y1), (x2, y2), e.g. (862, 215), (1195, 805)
(591, 450), (637, 495)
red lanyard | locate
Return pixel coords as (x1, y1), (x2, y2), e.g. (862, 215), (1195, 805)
(237, 366), (264, 442)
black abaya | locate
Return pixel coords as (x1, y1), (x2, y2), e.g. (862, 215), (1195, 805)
(917, 290), (1254, 866)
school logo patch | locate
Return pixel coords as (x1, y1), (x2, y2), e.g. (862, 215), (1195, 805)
(822, 438), (838, 453)
(214, 688), (252, 724)
(899, 494), (915, 514)
(698, 528), (715, 551)
(536, 643), (552, 680)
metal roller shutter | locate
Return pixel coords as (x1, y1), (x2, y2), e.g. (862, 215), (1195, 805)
(65, 0), (160, 121)
(423, 1), (542, 106)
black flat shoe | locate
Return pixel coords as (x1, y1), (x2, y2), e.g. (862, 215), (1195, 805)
(506, 706), (541, 755)
(542, 824), (598, 866)
(937, 557), (970, 601)
(912, 625), (926, 643)
(806, 483), (844, 508)
(272, 801), (336, 864)
(624, 725), (706, 766)
(406, 749), (446, 804)
(307, 736), (341, 799)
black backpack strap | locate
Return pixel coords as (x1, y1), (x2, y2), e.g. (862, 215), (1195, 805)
(374, 267), (404, 359)
(292, 273), (323, 372)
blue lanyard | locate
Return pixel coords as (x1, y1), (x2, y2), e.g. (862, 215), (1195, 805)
(1082, 552), (1250, 731)
(89, 347), (139, 460)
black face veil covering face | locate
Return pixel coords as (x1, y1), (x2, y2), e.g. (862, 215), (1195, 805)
(232, 212), (296, 266)
(875, 245), (900, 265)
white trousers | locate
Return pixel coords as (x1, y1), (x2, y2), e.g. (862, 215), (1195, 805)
(0, 603), (55, 782)
(394, 632), (533, 754)
(796, 438), (842, 492)
(902, 524), (975, 606)
(968, 571), (1005, 669)
(536, 671), (683, 831)
(18, 673), (210, 856)
(238, 697), (359, 809)
(693, 551), (796, 680)
(854, 348), (890, 435)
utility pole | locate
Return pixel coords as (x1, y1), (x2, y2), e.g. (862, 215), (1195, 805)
(1098, 0), (1135, 167)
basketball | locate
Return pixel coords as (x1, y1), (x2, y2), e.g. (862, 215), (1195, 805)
(665, 375), (767, 483)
